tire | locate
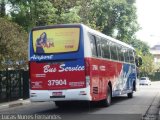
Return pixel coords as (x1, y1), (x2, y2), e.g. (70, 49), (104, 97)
(101, 86), (112, 107)
(133, 81), (136, 91)
(127, 92), (133, 98)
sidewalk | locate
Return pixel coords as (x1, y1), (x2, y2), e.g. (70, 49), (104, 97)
(0, 99), (30, 110)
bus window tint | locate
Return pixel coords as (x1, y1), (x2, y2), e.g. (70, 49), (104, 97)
(117, 45), (124, 61)
(101, 39), (110, 59)
(89, 34), (97, 57)
(96, 36), (102, 57)
(110, 42), (118, 60)
(124, 48), (130, 63)
(129, 50), (135, 64)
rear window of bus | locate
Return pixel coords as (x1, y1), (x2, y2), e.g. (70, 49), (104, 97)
(32, 27), (80, 54)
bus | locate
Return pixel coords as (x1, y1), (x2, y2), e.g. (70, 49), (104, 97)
(29, 24), (141, 107)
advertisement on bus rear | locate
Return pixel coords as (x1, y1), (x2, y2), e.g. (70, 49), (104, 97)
(32, 28), (80, 54)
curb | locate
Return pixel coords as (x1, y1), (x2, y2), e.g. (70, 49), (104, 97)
(0, 99), (30, 110)
(159, 105), (160, 117)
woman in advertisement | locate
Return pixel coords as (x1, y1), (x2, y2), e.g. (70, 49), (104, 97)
(36, 32), (54, 53)
(36, 32), (47, 53)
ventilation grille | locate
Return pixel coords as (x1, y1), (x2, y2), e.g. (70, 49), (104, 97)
(93, 87), (98, 94)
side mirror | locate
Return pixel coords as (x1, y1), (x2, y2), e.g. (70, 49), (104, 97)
(138, 57), (142, 66)
(135, 56), (142, 67)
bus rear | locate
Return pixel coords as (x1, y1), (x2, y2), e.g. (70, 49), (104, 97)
(29, 24), (91, 102)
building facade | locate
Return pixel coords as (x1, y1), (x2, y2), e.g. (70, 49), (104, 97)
(150, 45), (160, 64)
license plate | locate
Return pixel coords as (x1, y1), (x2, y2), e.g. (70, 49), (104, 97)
(52, 92), (63, 96)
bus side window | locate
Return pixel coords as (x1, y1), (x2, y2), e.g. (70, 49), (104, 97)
(95, 36), (102, 57)
(110, 42), (118, 60)
(101, 39), (110, 59)
(88, 34), (98, 57)
(124, 48), (130, 63)
(129, 50), (135, 64)
(117, 45), (124, 61)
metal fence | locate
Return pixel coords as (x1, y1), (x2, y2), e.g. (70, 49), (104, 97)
(0, 70), (29, 102)
(149, 72), (160, 81)
(140, 72), (160, 81)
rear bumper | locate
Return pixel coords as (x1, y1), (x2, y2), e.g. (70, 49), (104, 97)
(139, 82), (150, 85)
(30, 86), (91, 102)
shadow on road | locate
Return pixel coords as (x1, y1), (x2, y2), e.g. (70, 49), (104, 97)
(111, 96), (129, 105)
(36, 96), (141, 120)
(37, 96), (130, 114)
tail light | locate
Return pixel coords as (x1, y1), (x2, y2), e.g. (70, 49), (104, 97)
(85, 58), (90, 87)
(86, 76), (90, 87)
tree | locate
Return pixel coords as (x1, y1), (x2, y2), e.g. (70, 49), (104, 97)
(9, 0), (81, 31)
(86, 0), (139, 44)
(0, 0), (6, 17)
(0, 17), (28, 70)
(130, 38), (150, 55)
(9, 0), (57, 31)
(140, 55), (154, 76)
(49, 0), (81, 23)
(136, 48), (154, 77)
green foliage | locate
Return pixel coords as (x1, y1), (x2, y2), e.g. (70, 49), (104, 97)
(136, 48), (154, 76)
(10, 0), (57, 31)
(50, 0), (81, 23)
(131, 38), (150, 55)
(140, 55), (155, 76)
(0, 17), (28, 70)
(9, 0), (82, 30)
(86, 0), (139, 42)
(60, 6), (81, 23)
(0, 0), (6, 17)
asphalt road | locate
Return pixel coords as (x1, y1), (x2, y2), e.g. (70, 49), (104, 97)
(0, 81), (160, 120)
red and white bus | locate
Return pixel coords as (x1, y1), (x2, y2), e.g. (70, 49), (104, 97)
(29, 24), (141, 107)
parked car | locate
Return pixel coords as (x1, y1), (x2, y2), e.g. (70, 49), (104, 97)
(139, 77), (151, 85)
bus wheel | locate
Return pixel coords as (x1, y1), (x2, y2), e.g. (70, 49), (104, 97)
(101, 86), (112, 107)
(127, 92), (133, 98)
(127, 84), (134, 98)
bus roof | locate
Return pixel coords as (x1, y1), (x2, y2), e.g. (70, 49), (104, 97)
(81, 24), (135, 50)
(32, 23), (135, 50)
